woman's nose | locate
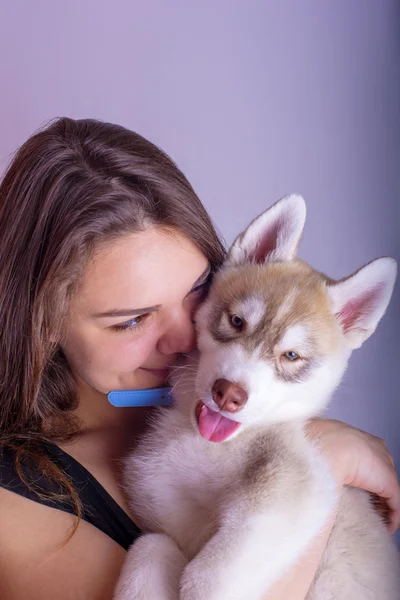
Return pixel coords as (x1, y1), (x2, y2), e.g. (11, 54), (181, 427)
(157, 309), (197, 356)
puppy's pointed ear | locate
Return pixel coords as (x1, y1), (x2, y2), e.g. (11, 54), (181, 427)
(226, 194), (306, 267)
(327, 257), (397, 349)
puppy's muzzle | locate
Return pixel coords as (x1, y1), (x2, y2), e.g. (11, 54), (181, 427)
(211, 379), (248, 413)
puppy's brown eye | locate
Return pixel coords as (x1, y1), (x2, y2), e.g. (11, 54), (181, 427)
(230, 314), (244, 330)
(283, 351), (299, 361)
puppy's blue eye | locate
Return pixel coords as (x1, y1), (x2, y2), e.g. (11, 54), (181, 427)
(284, 351), (299, 361)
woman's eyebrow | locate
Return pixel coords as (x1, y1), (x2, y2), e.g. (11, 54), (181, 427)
(93, 305), (161, 318)
(93, 263), (212, 319)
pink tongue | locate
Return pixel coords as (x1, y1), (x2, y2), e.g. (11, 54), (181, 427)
(197, 403), (240, 443)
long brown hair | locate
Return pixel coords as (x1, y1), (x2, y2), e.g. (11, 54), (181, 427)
(0, 117), (225, 533)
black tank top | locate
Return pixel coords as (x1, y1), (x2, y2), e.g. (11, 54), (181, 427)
(0, 442), (142, 550)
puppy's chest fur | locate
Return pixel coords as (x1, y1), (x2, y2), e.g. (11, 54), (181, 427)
(124, 403), (323, 560)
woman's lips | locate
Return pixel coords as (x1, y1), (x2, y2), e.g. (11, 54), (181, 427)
(140, 367), (171, 381)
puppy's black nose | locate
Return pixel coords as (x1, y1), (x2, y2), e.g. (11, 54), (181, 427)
(211, 379), (248, 413)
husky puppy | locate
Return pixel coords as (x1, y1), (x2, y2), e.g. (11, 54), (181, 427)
(115, 195), (400, 600)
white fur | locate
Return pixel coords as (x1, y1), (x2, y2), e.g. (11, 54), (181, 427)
(115, 196), (399, 600)
(237, 296), (265, 329)
(279, 323), (309, 352)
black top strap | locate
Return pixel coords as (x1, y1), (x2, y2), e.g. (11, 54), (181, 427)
(0, 443), (142, 550)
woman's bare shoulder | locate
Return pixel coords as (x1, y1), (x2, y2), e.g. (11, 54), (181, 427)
(0, 486), (126, 600)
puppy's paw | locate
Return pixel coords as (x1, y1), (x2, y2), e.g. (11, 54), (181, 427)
(114, 533), (187, 600)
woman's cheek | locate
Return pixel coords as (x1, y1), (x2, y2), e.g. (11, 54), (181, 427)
(106, 331), (156, 372)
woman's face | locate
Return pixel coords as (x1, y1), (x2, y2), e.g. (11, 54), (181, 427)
(62, 227), (210, 396)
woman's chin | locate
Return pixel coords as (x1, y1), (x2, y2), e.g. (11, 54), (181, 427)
(136, 367), (171, 388)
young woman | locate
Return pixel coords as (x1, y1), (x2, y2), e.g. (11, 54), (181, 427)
(0, 118), (398, 599)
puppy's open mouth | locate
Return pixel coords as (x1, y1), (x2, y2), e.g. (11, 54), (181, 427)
(195, 401), (241, 443)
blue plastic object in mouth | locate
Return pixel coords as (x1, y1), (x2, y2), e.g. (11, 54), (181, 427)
(107, 387), (174, 407)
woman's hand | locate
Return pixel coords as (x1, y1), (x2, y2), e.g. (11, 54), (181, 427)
(305, 418), (400, 534)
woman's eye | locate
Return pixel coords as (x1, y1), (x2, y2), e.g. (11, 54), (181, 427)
(112, 314), (147, 332)
(283, 351), (300, 361)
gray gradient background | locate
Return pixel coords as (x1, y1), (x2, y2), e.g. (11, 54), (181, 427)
(1, 1), (399, 547)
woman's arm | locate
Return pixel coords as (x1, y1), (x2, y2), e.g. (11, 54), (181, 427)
(0, 486), (126, 600)
(306, 418), (400, 532)
(261, 417), (400, 600)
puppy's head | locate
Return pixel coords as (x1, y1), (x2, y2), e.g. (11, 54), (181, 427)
(191, 195), (397, 443)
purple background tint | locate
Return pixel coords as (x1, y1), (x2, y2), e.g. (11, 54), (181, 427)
(1, 1), (399, 545)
